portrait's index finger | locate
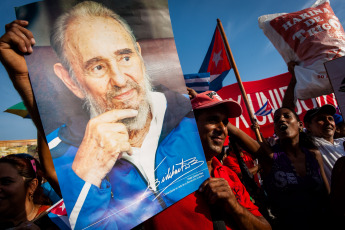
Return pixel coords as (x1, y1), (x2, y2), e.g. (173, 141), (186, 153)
(96, 109), (138, 123)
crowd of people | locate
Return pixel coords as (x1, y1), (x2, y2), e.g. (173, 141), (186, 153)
(0, 1), (345, 229)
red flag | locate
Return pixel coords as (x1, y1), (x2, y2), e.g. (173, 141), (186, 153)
(48, 199), (67, 215)
(47, 199), (71, 230)
(205, 27), (231, 75)
(197, 26), (232, 92)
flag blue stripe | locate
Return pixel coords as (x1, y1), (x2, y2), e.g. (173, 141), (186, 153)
(186, 82), (210, 87)
(184, 73), (210, 79)
(255, 101), (268, 115)
(255, 101), (273, 116)
(259, 109), (272, 116)
(191, 87), (210, 93)
(48, 213), (71, 230)
(199, 28), (216, 73)
(210, 70), (230, 91)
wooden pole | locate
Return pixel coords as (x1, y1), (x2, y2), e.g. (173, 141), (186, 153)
(217, 18), (262, 142)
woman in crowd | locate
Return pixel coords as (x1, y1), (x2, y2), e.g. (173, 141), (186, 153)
(0, 154), (58, 229)
(258, 107), (330, 230)
(227, 107), (330, 229)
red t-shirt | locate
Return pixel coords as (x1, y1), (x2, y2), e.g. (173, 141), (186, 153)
(144, 157), (261, 230)
(223, 152), (261, 187)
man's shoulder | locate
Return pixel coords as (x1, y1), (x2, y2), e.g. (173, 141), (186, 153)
(313, 136), (331, 145)
(334, 137), (345, 144)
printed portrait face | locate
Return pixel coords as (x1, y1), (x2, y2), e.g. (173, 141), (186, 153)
(59, 16), (152, 130)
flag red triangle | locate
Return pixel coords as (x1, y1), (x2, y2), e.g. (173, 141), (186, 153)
(207, 27), (231, 75)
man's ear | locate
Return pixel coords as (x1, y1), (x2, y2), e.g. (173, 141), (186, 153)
(54, 63), (85, 99)
(335, 126), (340, 134)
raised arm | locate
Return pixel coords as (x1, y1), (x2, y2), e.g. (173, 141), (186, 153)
(0, 20), (44, 136)
(227, 122), (260, 156)
(37, 132), (61, 197)
(0, 20), (61, 195)
(282, 61), (297, 110)
(227, 122), (276, 177)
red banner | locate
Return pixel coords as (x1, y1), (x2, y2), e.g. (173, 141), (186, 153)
(217, 72), (338, 140)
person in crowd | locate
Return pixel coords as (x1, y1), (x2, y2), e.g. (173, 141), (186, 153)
(329, 156), (345, 228)
(303, 105), (345, 185)
(333, 113), (345, 139)
(144, 91), (271, 230)
(225, 128), (273, 225)
(0, 154), (58, 229)
(261, 107), (330, 230)
(282, 61), (345, 185)
(223, 105), (330, 229)
(0, 2), (207, 229)
(223, 142), (261, 187)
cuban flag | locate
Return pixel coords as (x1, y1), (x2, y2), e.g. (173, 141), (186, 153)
(47, 199), (72, 230)
(184, 26), (231, 93)
(255, 100), (273, 116)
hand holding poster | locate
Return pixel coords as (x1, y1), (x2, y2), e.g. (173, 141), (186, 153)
(14, 0), (209, 229)
(258, 0), (345, 99)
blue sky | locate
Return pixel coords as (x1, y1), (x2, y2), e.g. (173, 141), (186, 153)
(0, 0), (344, 140)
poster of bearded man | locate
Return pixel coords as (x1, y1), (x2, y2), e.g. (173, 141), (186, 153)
(16, 0), (209, 229)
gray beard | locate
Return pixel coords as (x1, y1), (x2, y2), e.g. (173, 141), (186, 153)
(85, 78), (152, 131)
(86, 92), (151, 131)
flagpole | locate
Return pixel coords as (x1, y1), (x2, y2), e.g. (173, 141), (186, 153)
(217, 18), (262, 142)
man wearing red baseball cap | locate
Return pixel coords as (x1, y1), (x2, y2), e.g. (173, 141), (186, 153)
(191, 91), (242, 158)
(146, 91), (271, 230)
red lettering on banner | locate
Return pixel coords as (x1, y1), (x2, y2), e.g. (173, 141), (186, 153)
(279, 87), (286, 103)
(268, 90), (278, 109)
(270, 2), (345, 60)
(300, 98), (317, 112)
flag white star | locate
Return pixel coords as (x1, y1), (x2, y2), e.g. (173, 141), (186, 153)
(60, 202), (66, 212)
(212, 50), (223, 67)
